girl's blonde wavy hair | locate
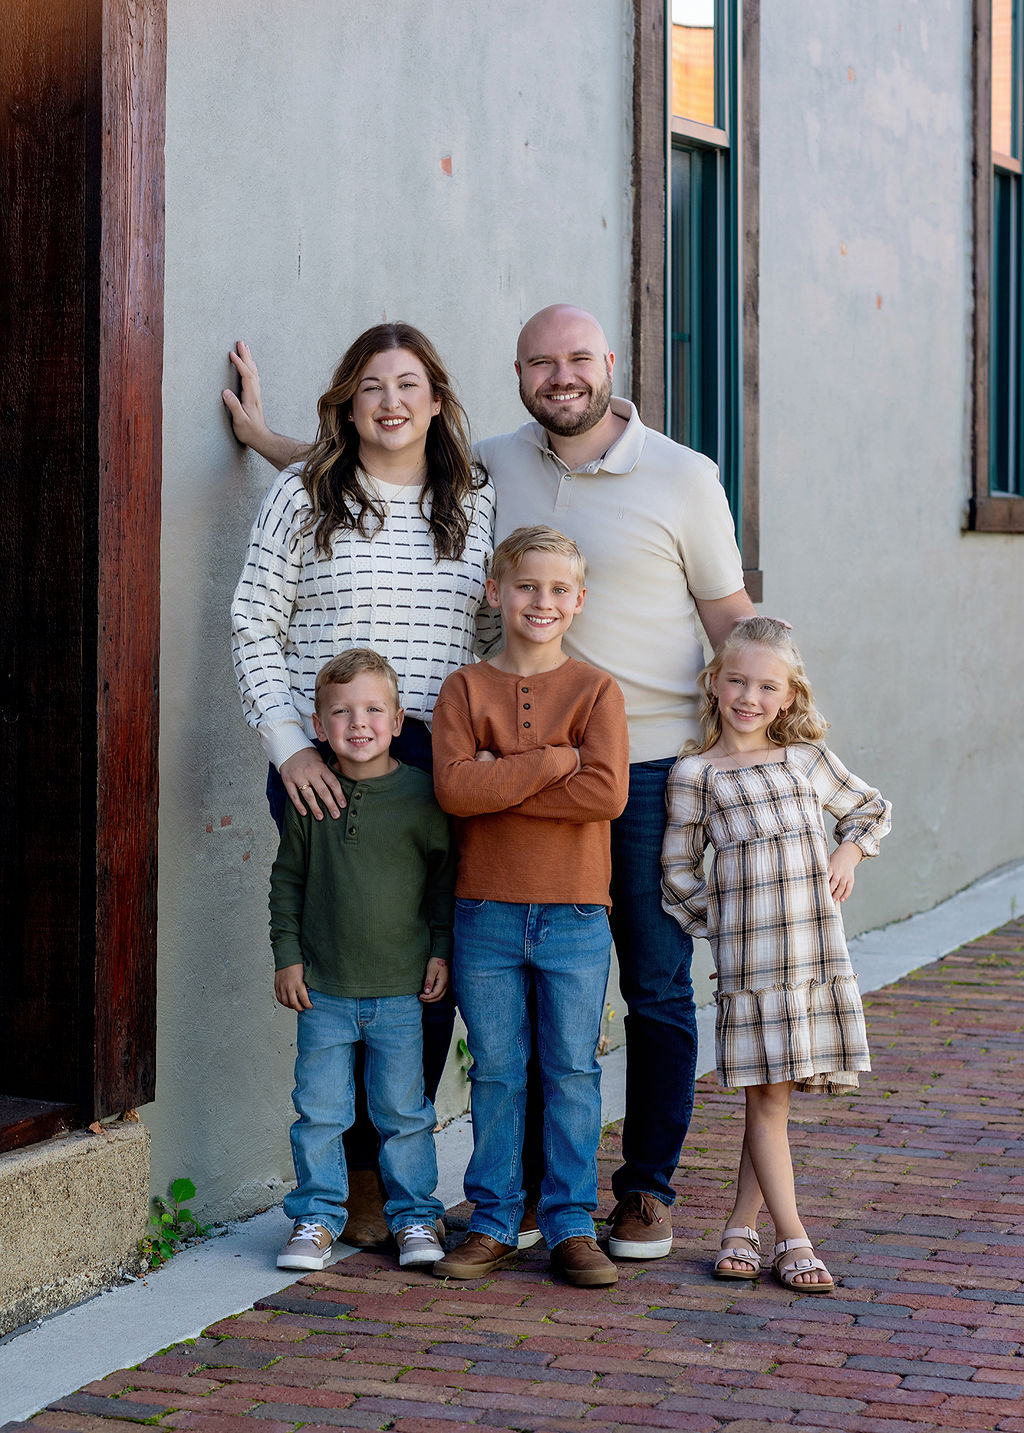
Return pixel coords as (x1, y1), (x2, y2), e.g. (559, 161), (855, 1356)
(684, 616), (829, 755)
(299, 322), (481, 561)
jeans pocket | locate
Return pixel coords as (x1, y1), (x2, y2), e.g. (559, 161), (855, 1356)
(455, 897), (488, 912)
(572, 904), (607, 918)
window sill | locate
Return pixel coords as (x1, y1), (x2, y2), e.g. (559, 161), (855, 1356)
(966, 495), (1024, 532)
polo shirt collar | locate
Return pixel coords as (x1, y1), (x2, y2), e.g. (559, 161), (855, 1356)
(519, 397), (646, 475)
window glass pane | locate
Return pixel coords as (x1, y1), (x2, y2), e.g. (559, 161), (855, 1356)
(670, 148), (697, 446)
(672, 0), (716, 126)
(667, 2), (742, 530)
(991, 170), (1020, 492)
(992, 0), (1017, 157)
(670, 144), (721, 461)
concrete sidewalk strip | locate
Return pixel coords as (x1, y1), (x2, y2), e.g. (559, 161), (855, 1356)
(1, 917), (1022, 1430)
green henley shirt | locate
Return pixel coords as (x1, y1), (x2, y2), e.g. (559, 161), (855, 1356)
(269, 762), (455, 997)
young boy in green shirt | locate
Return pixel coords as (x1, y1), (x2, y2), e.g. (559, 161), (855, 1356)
(271, 648), (455, 1271)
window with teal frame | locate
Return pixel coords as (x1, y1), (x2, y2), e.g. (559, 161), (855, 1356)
(991, 0), (1024, 498)
(667, 0), (742, 523)
(972, 0), (1024, 530)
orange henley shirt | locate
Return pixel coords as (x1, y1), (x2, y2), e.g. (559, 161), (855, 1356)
(432, 658), (630, 907)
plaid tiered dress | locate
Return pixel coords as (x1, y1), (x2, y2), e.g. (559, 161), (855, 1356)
(661, 742), (891, 1093)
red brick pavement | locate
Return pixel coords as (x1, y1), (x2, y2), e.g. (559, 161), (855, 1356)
(5, 920), (1023, 1433)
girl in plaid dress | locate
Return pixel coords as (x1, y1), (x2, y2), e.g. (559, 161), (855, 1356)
(661, 618), (890, 1293)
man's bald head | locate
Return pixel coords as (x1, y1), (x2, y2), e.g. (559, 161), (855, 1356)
(516, 305), (611, 369)
(515, 305), (615, 439)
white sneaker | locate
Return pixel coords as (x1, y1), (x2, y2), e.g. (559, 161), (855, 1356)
(277, 1220), (335, 1270)
(397, 1222), (445, 1267)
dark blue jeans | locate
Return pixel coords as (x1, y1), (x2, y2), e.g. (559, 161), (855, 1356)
(608, 757), (697, 1207)
(266, 717), (455, 1170)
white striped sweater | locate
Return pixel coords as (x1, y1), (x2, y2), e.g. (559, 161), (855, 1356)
(231, 466), (498, 770)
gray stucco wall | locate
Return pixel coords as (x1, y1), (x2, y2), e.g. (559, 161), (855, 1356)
(149, 0), (634, 1219)
(148, 0), (1022, 1224)
(759, 2), (1022, 932)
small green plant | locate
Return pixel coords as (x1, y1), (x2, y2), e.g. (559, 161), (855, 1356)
(139, 1177), (209, 1270)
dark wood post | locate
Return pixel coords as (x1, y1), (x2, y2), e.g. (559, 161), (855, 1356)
(0, 0), (164, 1145)
(631, 0), (667, 427)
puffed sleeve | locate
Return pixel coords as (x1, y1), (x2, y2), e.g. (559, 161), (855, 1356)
(473, 601), (504, 659)
(801, 744), (892, 858)
(660, 757), (713, 938)
(468, 479), (504, 658)
(230, 468), (314, 770)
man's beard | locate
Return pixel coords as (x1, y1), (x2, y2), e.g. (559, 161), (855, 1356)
(519, 373), (613, 437)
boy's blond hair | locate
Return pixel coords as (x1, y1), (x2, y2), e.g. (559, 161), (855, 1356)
(314, 648), (401, 713)
(488, 525), (587, 588)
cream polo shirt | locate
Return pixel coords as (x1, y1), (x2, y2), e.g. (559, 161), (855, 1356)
(475, 399), (744, 763)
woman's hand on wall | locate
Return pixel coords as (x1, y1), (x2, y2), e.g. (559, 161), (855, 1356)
(222, 340), (308, 470)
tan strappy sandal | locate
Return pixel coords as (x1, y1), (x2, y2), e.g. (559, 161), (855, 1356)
(772, 1238), (835, 1294)
(713, 1225), (761, 1280)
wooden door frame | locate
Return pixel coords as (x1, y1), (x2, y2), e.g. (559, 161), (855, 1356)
(0, 0), (165, 1149)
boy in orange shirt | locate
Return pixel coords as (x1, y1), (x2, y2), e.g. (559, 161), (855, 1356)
(431, 526), (629, 1287)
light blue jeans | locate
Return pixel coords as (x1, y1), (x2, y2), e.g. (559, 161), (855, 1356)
(453, 900), (611, 1249)
(284, 990), (444, 1238)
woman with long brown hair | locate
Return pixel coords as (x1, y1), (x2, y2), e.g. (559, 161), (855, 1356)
(231, 322), (496, 1245)
(232, 322), (496, 824)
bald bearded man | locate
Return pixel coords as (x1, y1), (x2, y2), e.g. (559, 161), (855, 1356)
(223, 305), (756, 1259)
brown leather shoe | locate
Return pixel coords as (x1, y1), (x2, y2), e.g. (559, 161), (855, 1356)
(432, 1231), (518, 1279)
(551, 1235), (618, 1287)
(342, 1167), (390, 1248)
(607, 1191), (673, 1259)
(517, 1196), (544, 1249)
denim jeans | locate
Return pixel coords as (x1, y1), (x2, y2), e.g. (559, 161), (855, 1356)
(608, 758), (697, 1207)
(454, 900), (611, 1249)
(283, 990), (444, 1238)
(266, 718), (456, 1172)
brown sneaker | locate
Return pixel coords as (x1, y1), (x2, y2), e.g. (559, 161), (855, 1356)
(342, 1167), (390, 1249)
(432, 1231), (518, 1279)
(551, 1235), (618, 1287)
(607, 1192), (673, 1259)
(517, 1196), (544, 1249)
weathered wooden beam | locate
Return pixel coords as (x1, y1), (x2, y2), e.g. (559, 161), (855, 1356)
(0, 0), (164, 1131)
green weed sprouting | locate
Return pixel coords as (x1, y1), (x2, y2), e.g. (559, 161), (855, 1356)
(139, 1177), (210, 1270)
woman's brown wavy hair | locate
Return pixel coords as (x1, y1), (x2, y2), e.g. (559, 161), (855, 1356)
(684, 616), (829, 755)
(299, 323), (480, 560)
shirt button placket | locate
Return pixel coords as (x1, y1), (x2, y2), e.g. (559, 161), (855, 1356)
(346, 788), (361, 842)
(554, 467), (576, 514)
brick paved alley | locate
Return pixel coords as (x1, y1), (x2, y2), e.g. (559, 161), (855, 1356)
(5, 919), (1023, 1433)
